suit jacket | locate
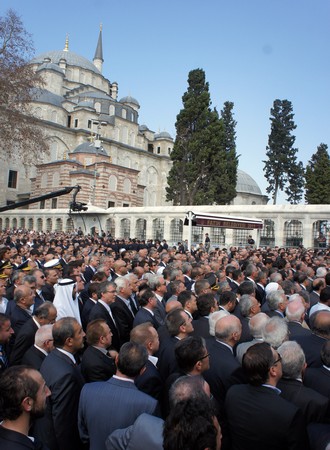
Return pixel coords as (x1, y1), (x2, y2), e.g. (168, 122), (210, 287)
(256, 283), (266, 304)
(9, 317), (38, 366)
(157, 336), (180, 381)
(153, 299), (166, 326)
(106, 413), (164, 450)
(278, 378), (329, 424)
(33, 348), (85, 450)
(134, 359), (163, 401)
(42, 283), (55, 302)
(81, 345), (116, 382)
(88, 302), (121, 351)
(287, 321), (312, 341)
(238, 316), (253, 343)
(225, 384), (309, 450)
(304, 366), (330, 398)
(0, 425), (48, 450)
(8, 304), (32, 336)
(81, 298), (97, 330)
(309, 291), (321, 309)
(133, 308), (159, 329)
(83, 266), (96, 284)
(21, 345), (46, 371)
(294, 333), (327, 367)
(204, 339), (246, 443)
(111, 297), (134, 344)
(192, 316), (211, 339)
(78, 376), (158, 450)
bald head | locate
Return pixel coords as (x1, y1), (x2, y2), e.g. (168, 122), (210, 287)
(215, 315), (242, 346)
(286, 298), (305, 322)
(311, 311), (330, 339)
(165, 300), (182, 313)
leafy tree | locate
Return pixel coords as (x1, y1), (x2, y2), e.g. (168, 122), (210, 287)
(0, 9), (48, 166)
(166, 69), (237, 205)
(263, 99), (304, 204)
(305, 143), (330, 204)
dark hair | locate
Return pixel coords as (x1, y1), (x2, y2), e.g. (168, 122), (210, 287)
(242, 342), (274, 386)
(117, 341), (148, 377)
(86, 319), (107, 346)
(163, 397), (217, 450)
(320, 286), (330, 304)
(138, 288), (155, 307)
(197, 293), (216, 316)
(237, 281), (255, 296)
(0, 366), (40, 420)
(87, 283), (100, 298)
(177, 290), (195, 308)
(0, 312), (10, 329)
(320, 340), (330, 367)
(165, 308), (185, 336)
(52, 317), (77, 348)
(174, 336), (206, 372)
(219, 290), (236, 307)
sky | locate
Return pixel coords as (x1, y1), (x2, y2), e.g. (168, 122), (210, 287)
(1, 0), (330, 204)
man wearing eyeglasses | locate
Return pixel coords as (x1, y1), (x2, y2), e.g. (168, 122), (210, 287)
(225, 342), (309, 450)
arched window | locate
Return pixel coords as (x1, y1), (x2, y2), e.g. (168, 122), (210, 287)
(135, 219), (146, 240)
(109, 105), (115, 116)
(109, 175), (117, 191)
(46, 218), (52, 231)
(95, 102), (101, 113)
(122, 109), (127, 119)
(170, 219), (183, 244)
(284, 220), (303, 247)
(56, 218), (63, 231)
(120, 219), (130, 239)
(260, 219), (275, 247)
(28, 218), (33, 230)
(66, 218), (74, 232)
(123, 178), (131, 194)
(152, 218), (164, 241)
(37, 218), (43, 232)
(19, 218), (25, 229)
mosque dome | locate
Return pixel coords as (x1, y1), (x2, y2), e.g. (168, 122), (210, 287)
(72, 142), (108, 156)
(36, 62), (65, 75)
(31, 50), (102, 74)
(154, 131), (173, 140)
(119, 95), (140, 107)
(236, 169), (262, 195)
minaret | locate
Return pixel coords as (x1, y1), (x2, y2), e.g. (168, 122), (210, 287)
(93, 24), (104, 73)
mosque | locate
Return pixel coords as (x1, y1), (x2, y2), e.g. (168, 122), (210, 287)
(1, 29), (329, 249)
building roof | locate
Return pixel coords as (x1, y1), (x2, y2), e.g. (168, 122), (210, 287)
(31, 50), (101, 74)
(72, 142), (108, 156)
(119, 96), (140, 107)
(36, 62), (65, 75)
(154, 131), (173, 140)
(236, 169), (262, 195)
(32, 88), (64, 107)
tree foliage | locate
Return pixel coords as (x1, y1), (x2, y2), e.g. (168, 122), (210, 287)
(166, 69), (238, 205)
(263, 99), (304, 204)
(305, 143), (330, 204)
(0, 9), (48, 166)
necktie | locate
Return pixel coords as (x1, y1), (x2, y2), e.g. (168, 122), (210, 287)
(0, 345), (8, 369)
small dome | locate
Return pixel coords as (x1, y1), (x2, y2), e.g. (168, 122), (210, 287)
(119, 96), (140, 107)
(139, 124), (149, 132)
(75, 100), (95, 109)
(236, 169), (262, 195)
(36, 62), (65, 75)
(72, 142), (108, 156)
(30, 50), (101, 74)
(154, 131), (173, 140)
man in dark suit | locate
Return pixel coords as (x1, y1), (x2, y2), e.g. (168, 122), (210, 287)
(148, 275), (167, 326)
(88, 281), (121, 351)
(238, 294), (261, 343)
(8, 285), (35, 337)
(277, 340), (329, 425)
(204, 314), (246, 450)
(225, 342), (309, 450)
(33, 317), (86, 450)
(286, 298), (312, 340)
(265, 289), (288, 318)
(78, 341), (158, 450)
(10, 301), (57, 366)
(0, 313), (14, 375)
(83, 255), (100, 283)
(112, 277), (135, 344)
(81, 319), (116, 382)
(133, 288), (160, 329)
(192, 293), (219, 340)
(81, 283), (98, 330)
(255, 270), (267, 305)
(21, 324), (54, 370)
(157, 308), (194, 381)
(294, 310), (330, 367)
(304, 340), (330, 399)
(0, 366), (51, 450)
(130, 323), (163, 401)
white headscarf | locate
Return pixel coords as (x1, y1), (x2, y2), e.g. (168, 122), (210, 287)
(53, 278), (81, 324)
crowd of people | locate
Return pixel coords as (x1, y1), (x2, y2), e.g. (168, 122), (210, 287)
(0, 228), (329, 450)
